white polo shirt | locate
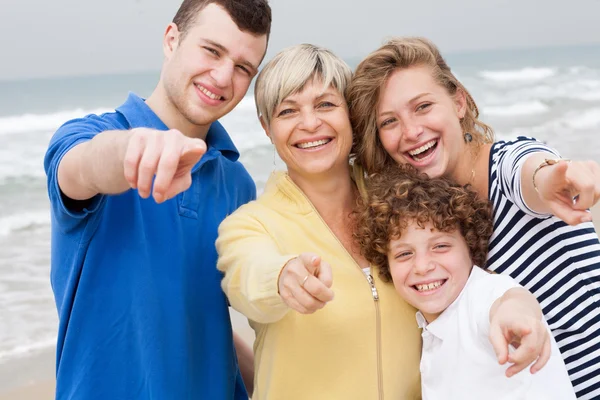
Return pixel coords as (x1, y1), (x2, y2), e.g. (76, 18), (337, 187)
(417, 267), (576, 400)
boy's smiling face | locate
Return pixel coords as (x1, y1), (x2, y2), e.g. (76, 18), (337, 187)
(387, 221), (474, 323)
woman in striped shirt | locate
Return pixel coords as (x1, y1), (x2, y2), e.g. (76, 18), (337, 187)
(348, 37), (600, 399)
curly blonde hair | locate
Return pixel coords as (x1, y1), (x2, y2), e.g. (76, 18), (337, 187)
(347, 37), (494, 175)
(354, 165), (493, 281)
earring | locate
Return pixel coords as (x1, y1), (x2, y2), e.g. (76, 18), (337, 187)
(273, 145), (277, 169)
(464, 132), (473, 143)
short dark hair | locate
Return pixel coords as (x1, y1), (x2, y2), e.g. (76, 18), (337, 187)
(354, 165), (493, 282)
(173, 0), (272, 39)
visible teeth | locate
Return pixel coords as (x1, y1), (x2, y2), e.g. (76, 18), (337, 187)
(409, 140), (436, 156)
(197, 85), (223, 100)
(415, 280), (444, 292)
(296, 139), (331, 149)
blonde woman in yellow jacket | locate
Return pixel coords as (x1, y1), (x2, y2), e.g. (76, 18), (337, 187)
(216, 44), (551, 400)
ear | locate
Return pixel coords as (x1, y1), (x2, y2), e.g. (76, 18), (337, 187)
(163, 23), (180, 60)
(259, 116), (273, 144)
(454, 88), (468, 119)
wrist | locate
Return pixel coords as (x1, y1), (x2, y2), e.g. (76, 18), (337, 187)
(532, 158), (570, 194)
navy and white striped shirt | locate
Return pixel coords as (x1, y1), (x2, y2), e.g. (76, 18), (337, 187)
(487, 136), (600, 399)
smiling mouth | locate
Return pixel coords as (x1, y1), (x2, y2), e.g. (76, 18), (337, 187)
(195, 84), (225, 101)
(413, 279), (446, 292)
(407, 140), (437, 161)
(295, 138), (332, 149)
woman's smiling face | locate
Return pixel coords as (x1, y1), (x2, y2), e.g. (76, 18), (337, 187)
(377, 65), (467, 180)
(265, 78), (353, 180)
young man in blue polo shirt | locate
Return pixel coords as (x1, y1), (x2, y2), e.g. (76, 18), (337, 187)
(43, 1), (271, 398)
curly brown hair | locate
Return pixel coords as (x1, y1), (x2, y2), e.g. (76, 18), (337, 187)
(354, 165), (494, 282)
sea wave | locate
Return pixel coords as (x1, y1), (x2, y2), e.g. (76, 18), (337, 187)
(0, 108), (114, 136)
(0, 336), (56, 363)
(479, 67), (557, 82)
(563, 108), (600, 130)
(482, 101), (549, 117)
(481, 78), (600, 104)
(504, 107), (600, 139)
(0, 211), (50, 237)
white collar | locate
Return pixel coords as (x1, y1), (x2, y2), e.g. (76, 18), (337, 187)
(415, 266), (486, 339)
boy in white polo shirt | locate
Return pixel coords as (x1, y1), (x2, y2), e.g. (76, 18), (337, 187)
(355, 166), (575, 400)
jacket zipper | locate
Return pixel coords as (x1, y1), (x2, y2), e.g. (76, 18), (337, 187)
(367, 270), (384, 400)
(287, 176), (385, 400)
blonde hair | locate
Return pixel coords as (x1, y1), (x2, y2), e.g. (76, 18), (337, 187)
(254, 43), (352, 126)
(347, 37), (494, 174)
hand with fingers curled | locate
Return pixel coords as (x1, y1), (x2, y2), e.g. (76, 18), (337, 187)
(534, 158), (600, 225)
(489, 289), (551, 378)
(123, 128), (207, 203)
(277, 253), (334, 314)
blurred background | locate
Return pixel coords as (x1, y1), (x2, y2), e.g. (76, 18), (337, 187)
(1, 0), (599, 398)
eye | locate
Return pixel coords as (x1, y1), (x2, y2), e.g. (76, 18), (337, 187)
(277, 108), (295, 117)
(317, 101), (336, 109)
(416, 102), (432, 112)
(433, 243), (450, 251)
(236, 65), (251, 76)
(203, 47), (220, 57)
(394, 251), (413, 260)
(380, 117), (397, 128)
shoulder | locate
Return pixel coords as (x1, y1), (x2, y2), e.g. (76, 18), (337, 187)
(54, 110), (127, 137)
(466, 268), (520, 302)
(491, 136), (559, 158)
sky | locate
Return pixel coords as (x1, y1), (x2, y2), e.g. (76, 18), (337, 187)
(2, 0), (600, 80)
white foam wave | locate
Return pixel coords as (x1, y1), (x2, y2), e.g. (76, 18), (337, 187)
(0, 212), (51, 237)
(564, 108), (600, 130)
(0, 108), (114, 136)
(483, 101), (549, 117)
(480, 67), (557, 82)
(504, 108), (600, 140)
(0, 337), (56, 362)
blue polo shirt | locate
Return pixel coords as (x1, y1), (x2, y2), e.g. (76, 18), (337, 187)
(44, 93), (255, 399)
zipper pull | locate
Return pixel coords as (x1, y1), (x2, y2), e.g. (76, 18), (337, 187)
(366, 274), (379, 301)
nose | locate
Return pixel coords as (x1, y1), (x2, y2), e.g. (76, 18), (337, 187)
(299, 110), (323, 132)
(210, 61), (235, 88)
(403, 118), (424, 141)
(414, 256), (436, 276)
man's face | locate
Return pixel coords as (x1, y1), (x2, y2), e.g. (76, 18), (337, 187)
(162, 3), (267, 129)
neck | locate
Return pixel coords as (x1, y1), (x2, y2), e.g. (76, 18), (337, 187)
(145, 83), (211, 140)
(452, 143), (492, 198)
(289, 165), (356, 220)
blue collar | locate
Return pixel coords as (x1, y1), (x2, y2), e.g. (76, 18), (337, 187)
(116, 92), (240, 162)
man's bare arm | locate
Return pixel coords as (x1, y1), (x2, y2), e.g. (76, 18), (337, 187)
(58, 130), (132, 201)
(57, 128), (207, 203)
(233, 331), (254, 396)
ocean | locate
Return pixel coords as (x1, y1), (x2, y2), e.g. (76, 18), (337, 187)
(1, 44), (599, 371)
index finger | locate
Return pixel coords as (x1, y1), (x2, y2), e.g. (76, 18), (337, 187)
(529, 334), (551, 374)
(152, 136), (180, 203)
(489, 321), (509, 366)
(303, 277), (334, 303)
(505, 325), (538, 377)
(316, 260), (333, 288)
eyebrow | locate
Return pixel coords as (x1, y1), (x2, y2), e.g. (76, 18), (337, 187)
(203, 39), (258, 73)
(378, 92), (433, 118)
(390, 231), (454, 249)
(278, 91), (338, 107)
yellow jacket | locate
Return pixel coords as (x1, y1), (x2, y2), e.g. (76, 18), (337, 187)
(217, 171), (421, 400)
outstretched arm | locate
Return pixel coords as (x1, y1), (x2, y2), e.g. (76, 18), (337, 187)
(488, 287), (551, 377)
(217, 212), (334, 323)
(58, 128), (206, 203)
(521, 153), (600, 225)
